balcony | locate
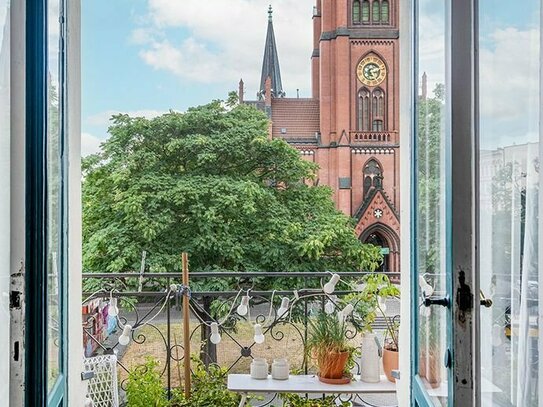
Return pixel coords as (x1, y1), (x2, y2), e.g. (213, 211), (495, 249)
(350, 132), (399, 145)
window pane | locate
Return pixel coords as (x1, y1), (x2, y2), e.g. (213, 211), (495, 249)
(381, 1), (389, 23)
(479, 0), (541, 405)
(362, 1), (370, 22)
(372, 1), (380, 23)
(353, 1), (361, 23)
(47, 0), (63, 393)
(415, 0), (449, 405)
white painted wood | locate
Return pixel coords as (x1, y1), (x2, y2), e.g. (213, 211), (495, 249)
(227, 374), (396, 394)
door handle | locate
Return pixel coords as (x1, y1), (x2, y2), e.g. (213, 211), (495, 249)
(480, 290), (493, 308)
(422, 293), (450, 308)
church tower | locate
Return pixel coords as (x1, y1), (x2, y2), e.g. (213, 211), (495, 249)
(243, 2), (401, 274)
(313, 0), (400, 273)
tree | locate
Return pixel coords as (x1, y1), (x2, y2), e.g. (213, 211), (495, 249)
(82, 100), (381, 289)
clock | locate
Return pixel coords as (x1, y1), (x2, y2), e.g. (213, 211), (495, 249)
(357, 56), (387, 87)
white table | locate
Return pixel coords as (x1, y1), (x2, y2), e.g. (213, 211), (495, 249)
(227, 374), (396, 406)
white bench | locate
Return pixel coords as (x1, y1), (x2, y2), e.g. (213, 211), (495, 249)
(227, 374), (396, 406)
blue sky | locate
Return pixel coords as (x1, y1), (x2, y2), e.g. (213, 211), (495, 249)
(81, 0), (314, 155)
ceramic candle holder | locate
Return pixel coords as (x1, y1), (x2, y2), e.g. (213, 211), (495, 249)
(250, 358), (269, 380)
(271, 358), (289, 380)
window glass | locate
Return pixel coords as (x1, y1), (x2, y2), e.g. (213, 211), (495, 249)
(479, 0), (541, 405)
(362, 0), (370, 22)
(353, 0), (361, 23)
(381, 0), (389, 23)
(372, 1), (380, 23)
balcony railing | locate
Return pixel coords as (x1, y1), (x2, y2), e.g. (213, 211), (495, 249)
(82, 271), (400, 407)
(351, 131), (399, 144)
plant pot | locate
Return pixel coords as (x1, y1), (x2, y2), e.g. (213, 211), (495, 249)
(420, 351), (441, 388)
(318, 350), (350, 381)
(382, 348), (399, 383)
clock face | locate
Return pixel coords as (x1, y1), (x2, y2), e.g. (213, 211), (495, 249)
(357, 56), (387, 86)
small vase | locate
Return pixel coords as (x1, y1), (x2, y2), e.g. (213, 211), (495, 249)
(360, 333), (381, 383)
(271, 358), (289, 380)
(250, 358), (269, 380)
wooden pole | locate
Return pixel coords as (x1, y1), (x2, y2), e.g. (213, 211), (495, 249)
(182, 252), (191, 398)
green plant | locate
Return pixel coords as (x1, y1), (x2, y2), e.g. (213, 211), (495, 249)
(125, 358), (169, 407)
(306, 312), (357, 377)
(172, 358), (241, 407)
(350, 273), (400, 351)
(281, 393), (350, 406)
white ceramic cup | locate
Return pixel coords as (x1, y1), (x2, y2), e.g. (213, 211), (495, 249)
(271, 358), (289, 380)
(250, 358), (269, 380)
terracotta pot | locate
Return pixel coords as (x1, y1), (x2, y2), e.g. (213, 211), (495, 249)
(420, 351), (441, 388)
(383, 348), (399, 382)
(318, 350), (349, 380)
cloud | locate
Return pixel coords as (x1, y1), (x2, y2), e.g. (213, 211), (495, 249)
(81, 132), (104, 157)
(134, 0), (313, 97)
(86, 109), (172, 126)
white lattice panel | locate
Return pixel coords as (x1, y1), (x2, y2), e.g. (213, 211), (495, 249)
(84, 354), (119, 407)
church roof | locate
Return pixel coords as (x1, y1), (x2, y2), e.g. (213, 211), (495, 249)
(259, 6), (285, 99)
(271, 98), (320, 141)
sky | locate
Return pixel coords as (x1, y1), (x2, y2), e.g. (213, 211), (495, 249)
(82, 0), (314, 156)
(82, 0), (541, 155)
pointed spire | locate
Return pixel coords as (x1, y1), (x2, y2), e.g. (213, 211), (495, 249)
(259, 5), (285, 100)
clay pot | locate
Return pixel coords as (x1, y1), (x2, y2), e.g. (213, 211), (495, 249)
(318, 350), (350, 381)
(383, 348), (399, 382)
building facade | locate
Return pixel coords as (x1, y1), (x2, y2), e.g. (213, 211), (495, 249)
(242, 1), (400, 273)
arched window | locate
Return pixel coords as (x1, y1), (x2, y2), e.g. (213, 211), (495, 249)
(364, 232), (389, 271)
(358, 88), (370, 131)
(381, 0), (390, 23)
(363, 159), (383, 197)
(362, 0), (370, 23)
(371, 88), (386, 131)
(372, 0), (381, 23)
(353, 0), (361, 24)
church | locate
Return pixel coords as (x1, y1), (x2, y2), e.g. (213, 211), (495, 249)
(240, 1), (400, 274)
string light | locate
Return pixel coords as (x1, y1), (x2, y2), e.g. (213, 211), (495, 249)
(277, 297), (290, 319)
(237, 295), (250, 316)
(210, 322), (222, 345)
(323, 274), (340, 294)
(338, 303), (354, 321)
(253, 324), (265, 344)
(418, 275), (434, 297)
(118, 324), (132, 346)
(108, 297), (119, 317)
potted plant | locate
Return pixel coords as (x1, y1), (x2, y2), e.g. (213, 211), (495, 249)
(348, 273), (400, 383)
(306, 311), (357, 384)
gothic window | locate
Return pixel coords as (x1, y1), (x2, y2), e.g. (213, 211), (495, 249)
(358, 88), (370, 131)
(372, 0), (381, 23)
(362, 0), (370, 23)
(353, 0), (361, 24)
(363, 159), (383, 198)
(381, 0), (390, 23)
(371, 88), (386, 131)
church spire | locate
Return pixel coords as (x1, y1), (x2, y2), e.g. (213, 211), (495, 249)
(259, 5), (285, 99)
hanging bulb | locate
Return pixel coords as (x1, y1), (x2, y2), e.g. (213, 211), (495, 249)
(118, 324), (132, 346)
(378, 296), (387, 313)
(237, 296), (250, 316)
(419, 276), (434, 297)
(341, 303), (354, 316)
(323, 274), (340, 294)
(324, 299), (335, 315)
(277, 297), (290, 319)
(109, 297), (119, 317)
(253, 324), (265, 344)
(210, 322), (222, 345)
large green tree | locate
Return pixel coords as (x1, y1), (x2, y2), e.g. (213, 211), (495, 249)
(82, 100), (381, 283)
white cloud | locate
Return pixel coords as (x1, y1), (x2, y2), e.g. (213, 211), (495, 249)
(81, 132), (104, 157)
(135, 0), (313, 98)
(86, 109), (172, 126)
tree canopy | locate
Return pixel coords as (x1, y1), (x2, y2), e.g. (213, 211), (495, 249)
(82, 100), (381, 281)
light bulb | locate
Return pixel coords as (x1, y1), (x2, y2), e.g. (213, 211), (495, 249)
(378, 296), (387, 313)
(254, 324), (265, 344)
(419, 276), (434, 297)
(237, 296), (249, 316)
(109, 297), (119, 317)
(118, 324), (132, 346)
(323, 274), (340, 294)
(341, 303), (354, 316)
(324, 300), (335, 315)
(210, 322), (221, 345)
(277, 297), (290, 319)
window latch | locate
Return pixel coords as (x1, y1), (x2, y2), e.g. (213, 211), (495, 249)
(422, 292), (450, 308)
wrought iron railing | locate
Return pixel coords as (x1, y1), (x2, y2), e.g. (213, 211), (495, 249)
(82, 272), (400, 407)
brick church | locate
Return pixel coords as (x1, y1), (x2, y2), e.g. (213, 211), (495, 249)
(240, 1), (400, 273)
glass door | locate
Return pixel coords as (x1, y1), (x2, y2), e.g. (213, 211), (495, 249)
(412, 0), (452, 405)
(478, 0), (541, 406)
